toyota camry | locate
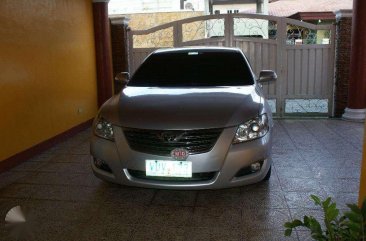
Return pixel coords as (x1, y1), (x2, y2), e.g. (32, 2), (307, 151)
(90, 47), (277, 189)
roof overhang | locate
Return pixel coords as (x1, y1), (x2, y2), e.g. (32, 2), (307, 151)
(289, 11), (336, 21)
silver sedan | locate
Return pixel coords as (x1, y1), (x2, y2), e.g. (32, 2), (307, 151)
(90, 47), (276, 189)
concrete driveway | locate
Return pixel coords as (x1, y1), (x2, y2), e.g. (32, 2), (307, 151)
(0, 119), (364, 241)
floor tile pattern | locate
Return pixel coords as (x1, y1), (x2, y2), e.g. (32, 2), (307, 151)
(0, 119), (364, 241)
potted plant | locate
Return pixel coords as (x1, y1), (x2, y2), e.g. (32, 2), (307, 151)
(284, 195), (366, 241)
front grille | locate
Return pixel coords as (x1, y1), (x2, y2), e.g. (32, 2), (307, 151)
(127, 169), (216, 182)
(123, 128), (222, 156)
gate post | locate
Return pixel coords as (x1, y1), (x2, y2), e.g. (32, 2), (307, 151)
(110, 16), (130, 94)
(276, 17), (286, 116)
(333, 10), (353, 117)
(224, 14), (233, 47)
(173, 22), (182, 47)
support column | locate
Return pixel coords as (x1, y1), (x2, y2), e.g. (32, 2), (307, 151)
(256, 0), (268, 15)
(93, 0), (113, 107)
(256, 0), (263, 14)
(342, 0), (366, 121)
(204, 0), (210, 15)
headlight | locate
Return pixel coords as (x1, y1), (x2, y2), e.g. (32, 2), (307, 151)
(94, 116), (115, 141)
(233, 114), (269, 144)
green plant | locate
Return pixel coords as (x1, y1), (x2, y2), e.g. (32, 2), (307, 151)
(284, 195), (366, 241)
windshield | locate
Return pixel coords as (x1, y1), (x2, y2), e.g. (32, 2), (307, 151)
(128, 50), (255, 87)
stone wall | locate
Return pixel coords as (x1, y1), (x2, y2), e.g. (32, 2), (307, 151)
(334, 10), (353, 117)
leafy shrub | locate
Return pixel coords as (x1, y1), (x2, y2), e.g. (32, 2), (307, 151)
(284, 195), (366, 241)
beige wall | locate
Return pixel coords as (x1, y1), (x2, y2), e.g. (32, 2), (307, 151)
(0, 0), (98, 161)
(113, 11), (205, 48)
(118, 11), (205, 30)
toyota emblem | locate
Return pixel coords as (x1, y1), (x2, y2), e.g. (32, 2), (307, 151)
(170, 148), (189, 161)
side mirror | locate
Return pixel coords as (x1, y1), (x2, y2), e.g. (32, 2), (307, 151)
(258, 70), (277, 83)
(115, 72), (130, 89)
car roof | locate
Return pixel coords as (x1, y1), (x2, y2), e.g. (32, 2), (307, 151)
(152, 47), (242, 55)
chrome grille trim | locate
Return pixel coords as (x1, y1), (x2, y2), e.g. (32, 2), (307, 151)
(123, 128), (222, 156)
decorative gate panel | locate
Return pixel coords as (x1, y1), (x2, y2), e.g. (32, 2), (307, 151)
(129, 14), (335, 117)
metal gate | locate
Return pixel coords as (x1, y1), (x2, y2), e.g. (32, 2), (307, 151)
(128, 14), (336, 117)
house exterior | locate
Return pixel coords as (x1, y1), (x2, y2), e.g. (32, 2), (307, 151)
(108, 0), (206, 14)
(108, 0), (271, 15)
(238, 0), (352, 45)
(210, 0), (269, 15)
(241, 0), (353, 19)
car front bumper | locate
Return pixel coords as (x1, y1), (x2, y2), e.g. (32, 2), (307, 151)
(90, 126), (272, 190)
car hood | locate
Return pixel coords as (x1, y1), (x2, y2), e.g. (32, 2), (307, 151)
(100, 86), (263, 130)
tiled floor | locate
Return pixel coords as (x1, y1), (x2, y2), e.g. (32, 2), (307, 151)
(0, 119), (364, 241)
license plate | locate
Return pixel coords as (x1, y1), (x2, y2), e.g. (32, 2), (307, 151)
(145, 160), (192, 178)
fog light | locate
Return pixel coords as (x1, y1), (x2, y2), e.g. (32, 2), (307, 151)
(235, 161), (264, 177)
(251, 162), (261, 172)
(94, 158), (112, 173)
(94, 158), (103, 167)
